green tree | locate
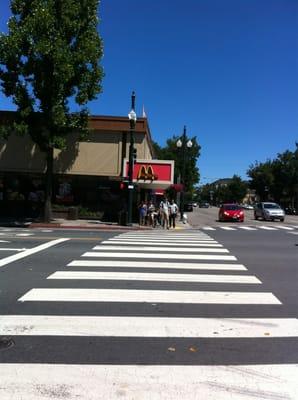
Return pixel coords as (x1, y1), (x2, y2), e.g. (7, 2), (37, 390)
(247, 160), (274, 201)
(247, 144), (298, 207)
(153, 135), (201, 195)
(0, 0), (104, 221)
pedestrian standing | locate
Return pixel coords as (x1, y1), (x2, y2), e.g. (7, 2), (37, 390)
(159, 197), (170, 229)
(138, 201), (147, 226)
(169, 199), (179, 228)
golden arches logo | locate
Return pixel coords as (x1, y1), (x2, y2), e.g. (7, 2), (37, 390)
(137, 165), (158, 180)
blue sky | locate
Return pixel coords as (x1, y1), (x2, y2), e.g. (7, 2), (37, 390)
(0, 0), (297, 184)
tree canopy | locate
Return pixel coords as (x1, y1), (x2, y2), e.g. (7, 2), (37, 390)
(197, 175), (248, 205)
(247, 143), (298, 206)
(0, 0), (104, 221)
(153, 133), (201, 196)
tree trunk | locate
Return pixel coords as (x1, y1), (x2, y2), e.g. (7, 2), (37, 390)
(44, 147), (54, 223)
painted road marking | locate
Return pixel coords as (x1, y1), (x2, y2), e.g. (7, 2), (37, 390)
(1, 316), (296, 337)
(0, 364), (297, 400)
(202, 227), (216, 230)
(274, 225), (294, 230)
(0, 238), (70, 268)
(92, 245), (229, 253)
(259, 226), (278, 230)
(219, 227), (237, 231)
(67, 260), (247, 270)
(0, 248), (27, 251)
(82, 252), (237, 261)
(237, 226), (257, 230)
(101, 240), (223, 247)
(48, 271), (261, 284)
(107, 238), (219, 243)
(18, 288), (281, 304)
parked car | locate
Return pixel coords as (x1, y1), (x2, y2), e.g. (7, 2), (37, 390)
(184, 203), (193, 212)
(218, 204), (244, 222)
(285, 206), (297, 215)
(254, 202), (285, 222)
(241, 203), (254, 210)
(199, 202), (210, 208)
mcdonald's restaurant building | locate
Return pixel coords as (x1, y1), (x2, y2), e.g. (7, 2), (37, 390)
(0, 111), (174, 222)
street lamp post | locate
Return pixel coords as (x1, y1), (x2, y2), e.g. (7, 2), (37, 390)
(176, 126), (193, 220)
(127, 91), (137, 225)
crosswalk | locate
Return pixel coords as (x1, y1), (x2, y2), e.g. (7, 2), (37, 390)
(201, 224), (298, 232)
(0, 230), (297, 399)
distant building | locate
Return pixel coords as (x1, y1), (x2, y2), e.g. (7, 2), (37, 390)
(0, 111), (174, 221)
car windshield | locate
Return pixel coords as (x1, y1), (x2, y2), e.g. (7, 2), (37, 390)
(264, 203), (280, 209)
(224, 205), (240, 211)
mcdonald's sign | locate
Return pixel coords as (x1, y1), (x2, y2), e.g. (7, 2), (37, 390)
(137, 165), (158, 180)
(123, 159), (174, 187)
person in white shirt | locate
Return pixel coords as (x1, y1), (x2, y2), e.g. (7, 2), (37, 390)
(169, 199), (179, 228)
(159, 197), (170, 229)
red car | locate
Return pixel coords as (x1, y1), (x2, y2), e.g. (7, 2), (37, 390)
(218, 204), (244, 222)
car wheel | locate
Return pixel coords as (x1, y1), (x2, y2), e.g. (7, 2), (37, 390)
(254, 213), (258, 220)
(280, 218), (284, 222)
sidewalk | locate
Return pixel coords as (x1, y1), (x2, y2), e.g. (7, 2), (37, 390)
(29, 218), (192, 230)
(0, 216), (191, 231)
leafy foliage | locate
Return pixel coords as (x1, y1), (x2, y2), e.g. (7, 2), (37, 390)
(247, 143), (298, 206)
(0, 0), (104, 220)
(197, 175), (248, 205)
(153, 134), (201, 195)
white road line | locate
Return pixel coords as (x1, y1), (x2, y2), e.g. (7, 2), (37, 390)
(274, 225), (294, 230)
(92, 245), (229, 253)
(259, 226), (278, 230)
(107, 238), (218, 243)
(67, 260), (247, 270)
(289, 232), (298, 235)
(0, 364), (297, 400)
(48, 271), (261, 284)
(82, 252), (236, 261)
(0, 238), (69, 268)
(219, 227), (237, 231)
(0, 248), (27, 252)
(202, 226), (216, 230)
(0, 240), (10, 243)
(238, 226), (257, 230)
(115, 233), (212, 240)
(1, 315), (296, 337)
(16, 233), (34, 237)
(102, 241), (223, 247)
(18, 288), (281, 304)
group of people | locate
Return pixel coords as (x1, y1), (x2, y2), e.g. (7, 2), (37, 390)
(138, 198), (179, 229)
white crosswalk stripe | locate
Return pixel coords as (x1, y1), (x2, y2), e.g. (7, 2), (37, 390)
(48, 270), (262, 284)
(259, 225), (278, 230)
(1, 229), (297, 399)
(67, 260), (247, 270)
(18, 288), (281, 304)
(200, 225), (297, 231)
(2, 315), (296, 337)
(238, 226), (257, 230)
(82, 252), (237, 260)
(1, 364), (297, 400)
(92, 245), (229, 253)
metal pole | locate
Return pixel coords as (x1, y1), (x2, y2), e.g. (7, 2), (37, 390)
(180, 125), (186, 220)
(127, 92), (136, 225)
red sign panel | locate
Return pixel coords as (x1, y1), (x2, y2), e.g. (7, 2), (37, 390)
(124, 160), (173, 184)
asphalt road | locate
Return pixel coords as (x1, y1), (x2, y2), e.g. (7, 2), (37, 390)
(0, 223), (297, 399)
(187, 205), (298, 227)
